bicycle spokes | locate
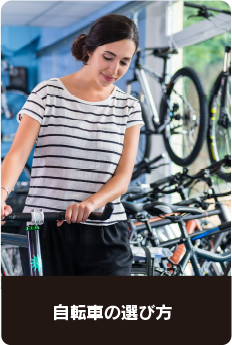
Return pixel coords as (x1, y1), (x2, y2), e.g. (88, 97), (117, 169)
(166, 75), (201, 160)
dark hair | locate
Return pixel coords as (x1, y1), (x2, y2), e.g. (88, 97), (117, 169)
(71, 14), (139, 65)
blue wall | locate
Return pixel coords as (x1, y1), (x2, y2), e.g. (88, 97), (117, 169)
(1, 27), (41, 166)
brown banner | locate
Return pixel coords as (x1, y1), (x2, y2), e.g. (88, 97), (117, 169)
(2, 277), (231, 345)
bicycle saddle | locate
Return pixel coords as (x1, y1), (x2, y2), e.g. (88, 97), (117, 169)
(152, 46), (178, 58)
(143, 201), (202, 217)
(122, 201), (145, 214)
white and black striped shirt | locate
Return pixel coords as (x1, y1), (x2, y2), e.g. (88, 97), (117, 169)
(17, 78), (145, 226)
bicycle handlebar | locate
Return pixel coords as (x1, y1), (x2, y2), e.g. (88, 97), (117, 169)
(148, 155), (231, 191)
(184, 1), (231, 15)
(150, 176), (174, 189)
(3, 202), (114, 222)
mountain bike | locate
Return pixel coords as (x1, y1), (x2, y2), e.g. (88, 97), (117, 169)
(127, 46), (208, 169)
(184, 2), (231, 182)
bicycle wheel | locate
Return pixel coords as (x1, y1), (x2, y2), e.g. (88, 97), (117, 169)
(160, 67), (208, 167)
(207, 71), (231, 182)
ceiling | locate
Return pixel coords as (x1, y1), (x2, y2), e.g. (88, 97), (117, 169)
(1, 1), (112, 27)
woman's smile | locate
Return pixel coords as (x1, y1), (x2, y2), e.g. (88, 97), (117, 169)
(101, 72), (115, 82)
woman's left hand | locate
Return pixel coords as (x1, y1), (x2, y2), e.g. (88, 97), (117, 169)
(57, 200), (95, 227)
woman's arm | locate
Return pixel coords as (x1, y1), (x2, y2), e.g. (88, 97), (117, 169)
(84, 124), (141, 210)
(58, 124), (141, 225)
(1, 114), (41, 201)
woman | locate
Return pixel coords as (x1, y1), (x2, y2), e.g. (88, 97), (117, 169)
(1, 14), (144, 276)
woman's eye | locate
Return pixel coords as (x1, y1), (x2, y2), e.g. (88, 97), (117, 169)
(103, 56), (127, 66)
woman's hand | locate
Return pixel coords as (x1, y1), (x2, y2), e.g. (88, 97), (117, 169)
(1, 199), (13, 226)
(57, 200), (95, 227)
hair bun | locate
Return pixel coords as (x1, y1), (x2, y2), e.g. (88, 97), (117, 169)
(71, 33), (88, 62)
(71, 14), (139, 66)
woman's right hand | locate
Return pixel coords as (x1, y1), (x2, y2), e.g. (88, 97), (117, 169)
(1, 199), (12, 226)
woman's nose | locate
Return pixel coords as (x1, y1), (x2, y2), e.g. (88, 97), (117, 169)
(109, 61), (119, 76)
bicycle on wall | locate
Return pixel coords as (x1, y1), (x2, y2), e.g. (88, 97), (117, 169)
(1, 52), (31, 181)
(127, 45), (208, 169)
(184, 2), (231, 182)
(208, 45), (231, 182)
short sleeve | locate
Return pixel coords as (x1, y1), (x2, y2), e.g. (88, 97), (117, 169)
(16, 81), (47, 125)
(126, 100), (145, 129)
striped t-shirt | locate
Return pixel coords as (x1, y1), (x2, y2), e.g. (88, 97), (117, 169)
(16, 78), (145, 226)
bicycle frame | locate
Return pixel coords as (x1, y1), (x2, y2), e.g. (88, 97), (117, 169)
(172, 219), (230, 276)
(126, 49), (169, 132)
(219, 46), (231, 153)
(128, 210), (231, 276)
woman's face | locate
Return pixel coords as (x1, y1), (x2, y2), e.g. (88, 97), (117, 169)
(87, 39), (136, 87)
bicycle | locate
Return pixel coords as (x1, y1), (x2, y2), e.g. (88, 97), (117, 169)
(126, 45), (208, 169)
(143, 201), (231, 276)
(208, 46), (231, 182)
(1, 203), (114, 276)
(184, 2), (231, 182)
(122, 156), (231, 275)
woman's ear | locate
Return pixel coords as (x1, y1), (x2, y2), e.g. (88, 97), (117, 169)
(86, 51), (92, 65)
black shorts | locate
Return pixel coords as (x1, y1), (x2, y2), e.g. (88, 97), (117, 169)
(18, 219), (133, 276)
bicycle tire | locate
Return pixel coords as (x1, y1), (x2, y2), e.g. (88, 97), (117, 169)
(160, 67), (208, 166)
(207, 71), (231, 182)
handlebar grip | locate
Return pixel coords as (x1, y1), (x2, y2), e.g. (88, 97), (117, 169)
(88, 203), (114, 220)
(174, 198), (200, 206)
(58, 203), (114, 221)
(222, 154), (230, 169)
(126, 193), (148, 202)
(3, 203), (114, 222)
(218, 221), (231, 232)
(150, 176), (173, 189)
